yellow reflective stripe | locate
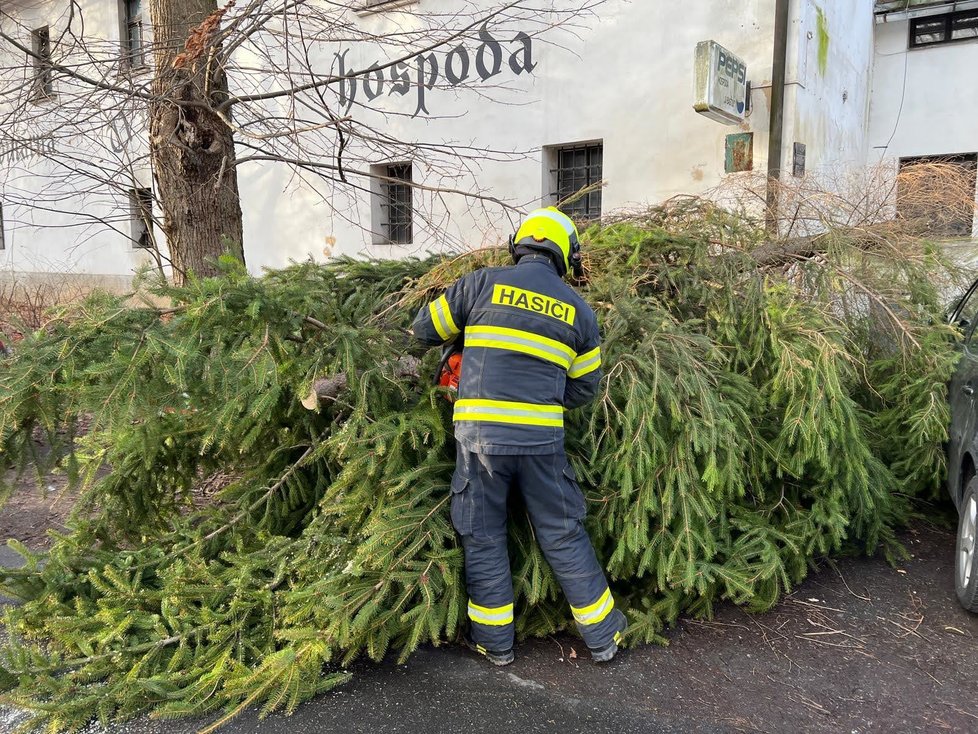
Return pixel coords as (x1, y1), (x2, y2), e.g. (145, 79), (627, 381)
(455, 398), (562, 414)
(575, 346), (600, 363)
(571, 588), (615, 626)
(428, 295), (460, 341)
(453, 413), (563, 427)
(568, 346), (601, 378)
(573, 587), (611, 617)
(465, 325), (576, 369)
(454, 398), (564, 428)
(428, 300), (449, 340)
(438, 295), (460, 336)
(466, 338), (568, 367)
(467, 326), (575, 360)
(469, 601), (514, 616)
(468, 601), (514, 626)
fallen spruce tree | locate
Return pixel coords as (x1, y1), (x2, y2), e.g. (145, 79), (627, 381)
(0, 199), (966, 732)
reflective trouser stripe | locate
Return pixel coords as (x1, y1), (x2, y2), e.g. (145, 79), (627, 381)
(428, 294), (460, 341)
(571, 587), (615, 626)
(568, 346), (601, 378)
(468, 601), (514, 627)
(453, 399), (564, 428)
(464, 325), (576, 369)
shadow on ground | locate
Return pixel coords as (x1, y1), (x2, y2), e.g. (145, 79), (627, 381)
(2, 523), (977, 733)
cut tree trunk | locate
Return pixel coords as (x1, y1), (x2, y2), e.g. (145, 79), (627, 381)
(301, 356), (422, 410)
(148, 0), (244, 284)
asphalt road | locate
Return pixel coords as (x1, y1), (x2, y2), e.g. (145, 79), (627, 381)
(3, 523), (978, 733)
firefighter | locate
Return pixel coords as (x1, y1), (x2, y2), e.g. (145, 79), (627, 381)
(412, 207), (626, 666)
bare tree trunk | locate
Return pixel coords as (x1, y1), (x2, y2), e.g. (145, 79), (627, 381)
(148, 0), (244, 284)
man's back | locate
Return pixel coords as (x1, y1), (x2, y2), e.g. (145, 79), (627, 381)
(413, 253), (603, 455)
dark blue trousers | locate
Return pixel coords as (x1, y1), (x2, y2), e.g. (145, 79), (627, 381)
(451, 444), (625, 652)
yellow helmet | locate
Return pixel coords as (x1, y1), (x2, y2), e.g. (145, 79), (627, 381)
(511, 207), (581, 278)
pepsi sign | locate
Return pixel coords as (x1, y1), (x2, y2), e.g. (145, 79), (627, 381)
(693, 40), (749, 125)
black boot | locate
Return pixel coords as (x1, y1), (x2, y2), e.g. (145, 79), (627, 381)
(589, 610), (626, 663)
(463, 632), (515, 667)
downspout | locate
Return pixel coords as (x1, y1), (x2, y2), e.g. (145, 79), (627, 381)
(766, 0), (791, 234)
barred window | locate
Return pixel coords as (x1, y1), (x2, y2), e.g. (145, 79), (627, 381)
(123, 0), (145, 68)
(911, 9), (978, 47)
(552, 143), (603, 222)
(382, 164), (413, 245)
(129, 187), (154, 249)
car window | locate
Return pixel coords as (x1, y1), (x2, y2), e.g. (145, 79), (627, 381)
(953, 281), (978, 334)
(967, 320), (978, 349)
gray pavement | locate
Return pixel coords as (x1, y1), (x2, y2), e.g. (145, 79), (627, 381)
(0, 545), (25, 607)
(3, 523), (978, 733)
(0, 546), (24, 570)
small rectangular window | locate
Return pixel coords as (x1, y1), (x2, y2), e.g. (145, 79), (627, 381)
(550, 142), (603, 223)
(911, 10), (978, 47)
(952, 13), (978, 41)
(897, 154), (977, 238)
(792, 142), (807, 178)
(377, 164), (413, 245)
(129, 187), (153, 249)
(123, 0), (145, 68)
(31, 26), (53, 99)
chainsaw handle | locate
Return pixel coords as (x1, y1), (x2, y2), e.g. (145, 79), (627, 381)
(433, 337), (463, 386)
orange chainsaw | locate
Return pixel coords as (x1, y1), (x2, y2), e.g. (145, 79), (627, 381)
(434, 340), (463, 402)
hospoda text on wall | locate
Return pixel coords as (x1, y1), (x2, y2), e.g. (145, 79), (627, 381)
(0, 136), (56, 166)
(334, 24), (536, 117)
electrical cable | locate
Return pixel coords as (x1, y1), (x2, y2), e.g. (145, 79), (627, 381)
(877, 31), (911, 158)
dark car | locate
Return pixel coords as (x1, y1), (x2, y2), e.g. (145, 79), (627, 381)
(946, 277), (978, 611)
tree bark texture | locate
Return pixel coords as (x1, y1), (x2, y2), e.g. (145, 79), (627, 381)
(149, 0), (244, 284)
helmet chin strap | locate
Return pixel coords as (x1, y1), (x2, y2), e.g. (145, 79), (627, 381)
(568, 229), (584, 279)
(570, 251), (584, 279)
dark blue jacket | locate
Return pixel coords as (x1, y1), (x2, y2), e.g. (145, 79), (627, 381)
(413, 254), (603, 455)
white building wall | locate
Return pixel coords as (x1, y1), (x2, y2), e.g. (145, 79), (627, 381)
(0, 0), (163, 286)
(0, 0), (893, 285)
(781, 0), (875, 173)
(241, 0), (785, 273)
(869, 16), (978, 162)
(1, 0), (791, 283)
